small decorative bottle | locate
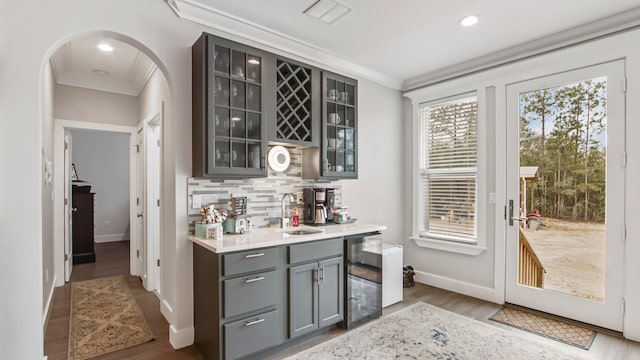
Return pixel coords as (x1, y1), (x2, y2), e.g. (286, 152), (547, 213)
(292, 208), (299, 227)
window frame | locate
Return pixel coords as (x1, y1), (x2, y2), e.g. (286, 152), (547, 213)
(409, 89), (489, 256)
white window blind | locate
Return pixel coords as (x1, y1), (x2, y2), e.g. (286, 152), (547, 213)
(419, 95), (478, 243)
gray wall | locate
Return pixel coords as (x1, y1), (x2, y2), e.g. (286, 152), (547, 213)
(342, 78), (404, 245)
(55, 84), (138, 126)
(70, 130), (131, 242)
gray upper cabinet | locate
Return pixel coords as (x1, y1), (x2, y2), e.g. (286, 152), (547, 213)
(303, 71), (358, 179)
(192, 33), (268, 178)
(268, 57), (321, 147)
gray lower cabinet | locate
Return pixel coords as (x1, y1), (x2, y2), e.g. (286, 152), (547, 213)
(194, 236), (346, 359)
(289, 255), (344, 338)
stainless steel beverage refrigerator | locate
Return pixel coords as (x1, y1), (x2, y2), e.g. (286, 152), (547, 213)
(342, 232), (383, 329)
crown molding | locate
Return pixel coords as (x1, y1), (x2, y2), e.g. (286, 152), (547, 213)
(167, 0), (403, 90)
(57, 72), (139, 97)
(129, 51), (158, 95)
(403, 7), (640, 91)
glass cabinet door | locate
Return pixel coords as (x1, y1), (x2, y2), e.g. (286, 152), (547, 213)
(322, 72), (357, 179)
(207, 37), (266, 177)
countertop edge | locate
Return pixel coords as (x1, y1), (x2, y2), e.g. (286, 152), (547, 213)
(190, 223), (387, 254)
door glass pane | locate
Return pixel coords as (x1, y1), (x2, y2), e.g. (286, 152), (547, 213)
(214, 139), (230, 168)
(248, 142), (261, 169)
(214, 108), (230, 137)
(231, 50), (245, 79)
(215, 77), (229, 106)
(231, 110), (245, 138)
(247, 55), (261, 83)
(231, 81), (245, 109)
(214, 46), (230, 74)
(247, 113), (261, 140)
(518, 77), (607, 302)
(247, 83), (261, 112)
(231, 141), (246, 168)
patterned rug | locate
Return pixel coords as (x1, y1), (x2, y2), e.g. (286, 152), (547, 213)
(68, 276), (154, 360)
(489, 306), (597, 349)
(284, 302), (594, 360)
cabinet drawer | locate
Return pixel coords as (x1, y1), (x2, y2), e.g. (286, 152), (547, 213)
(224, 309), (279, 360)
(223, 270), (278, 318)
(223, 247), (278, 276)
(289, 238), (342, 264)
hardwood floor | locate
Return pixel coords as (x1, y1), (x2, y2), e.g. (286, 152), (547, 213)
(44, 241), (203, 360)
(45, 241), (640, 359)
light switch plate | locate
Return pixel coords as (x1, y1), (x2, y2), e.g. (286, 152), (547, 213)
(296, 191), (304, 204)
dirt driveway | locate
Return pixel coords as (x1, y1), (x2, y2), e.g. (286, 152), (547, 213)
(522, 218), (605, 302)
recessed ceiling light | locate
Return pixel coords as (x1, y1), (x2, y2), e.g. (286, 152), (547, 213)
(458, 15), (479, 27)
(97, 43), (114, 52)
(93, 69), (109, 76)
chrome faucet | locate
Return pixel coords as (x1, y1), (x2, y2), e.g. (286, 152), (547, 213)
(281, 193), (295, 228)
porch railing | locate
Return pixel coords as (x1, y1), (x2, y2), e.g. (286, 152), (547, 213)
(519, 229), (545, 288)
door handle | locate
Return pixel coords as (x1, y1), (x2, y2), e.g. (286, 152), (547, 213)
(137, 213), (143, 218)
(245, 253), (264, 259)
(508, 200), (516, 226)
(319, 266), (325, 284)
(244, 276), (265, 283)
(71, 208), (78, 212)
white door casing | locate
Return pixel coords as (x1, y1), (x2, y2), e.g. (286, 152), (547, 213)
(136, 125), (147, 288)
(146, 113), (161, 294)
(505, 60), (626, 331)
(63, 133), (73, 282)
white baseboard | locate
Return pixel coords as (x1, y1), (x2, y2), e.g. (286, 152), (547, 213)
(94, 234), (130, 243)
(414, 270), (504, 304)
(169, 324), (194, 349)
(161, 299), (174, 324)
(42, 275), (57, 332)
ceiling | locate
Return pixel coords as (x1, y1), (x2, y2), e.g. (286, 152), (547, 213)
(50, 35), (157, 96)
(170, 0), (640, 89)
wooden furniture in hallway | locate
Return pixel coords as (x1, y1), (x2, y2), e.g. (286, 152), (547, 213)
(71, 190), (95, 264)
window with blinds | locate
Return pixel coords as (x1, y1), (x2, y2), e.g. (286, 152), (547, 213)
(418, 95), (478, 243)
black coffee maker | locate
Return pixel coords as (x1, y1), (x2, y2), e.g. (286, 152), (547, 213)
(303, 188), (335, 225)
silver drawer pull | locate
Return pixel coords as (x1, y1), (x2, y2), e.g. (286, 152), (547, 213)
(245, 318), (265, 326)
(245, 276), (265, 283)
(245, 253), (265, 258)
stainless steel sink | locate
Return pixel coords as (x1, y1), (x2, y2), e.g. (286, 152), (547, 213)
(282, 229), (323, 235)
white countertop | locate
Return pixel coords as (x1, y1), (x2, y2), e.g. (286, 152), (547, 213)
(190, 222), (386, 253)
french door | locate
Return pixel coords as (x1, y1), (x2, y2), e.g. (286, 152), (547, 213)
(505, 60), (625, 331)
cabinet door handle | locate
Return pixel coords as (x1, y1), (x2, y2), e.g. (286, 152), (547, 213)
(245, 318), (265, 326)
(71, 208), (78, 212)
(245, 253), (264, 258)
(245, 276), (265, 283)
(319, 266), (325, 284)
(314, 269), (319, 284)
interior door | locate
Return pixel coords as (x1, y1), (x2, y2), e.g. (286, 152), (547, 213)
(64, 132), (73, 282)
(505, 60), (625, 331)
(136, 127), (147, 288)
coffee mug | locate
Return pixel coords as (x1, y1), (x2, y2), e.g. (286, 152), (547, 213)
(336, 165), (343, 172)
(328, 89), (337, 100)
(325, 161), (332, 172)
(328, 113), (341, 124)
(328, 138), (337, 148)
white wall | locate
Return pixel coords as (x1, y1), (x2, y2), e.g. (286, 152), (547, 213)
(41, 61), (56, 319)
(403, 28), (640, 340)
(70, 130), (131, 242)
(55, 84), (138, 126)
(342, 78), (404, 245)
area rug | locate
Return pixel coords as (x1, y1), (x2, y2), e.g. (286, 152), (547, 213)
(68, 275), (154, 360)
(284, 302), (594, 360)
(489, 306), (596, 349)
